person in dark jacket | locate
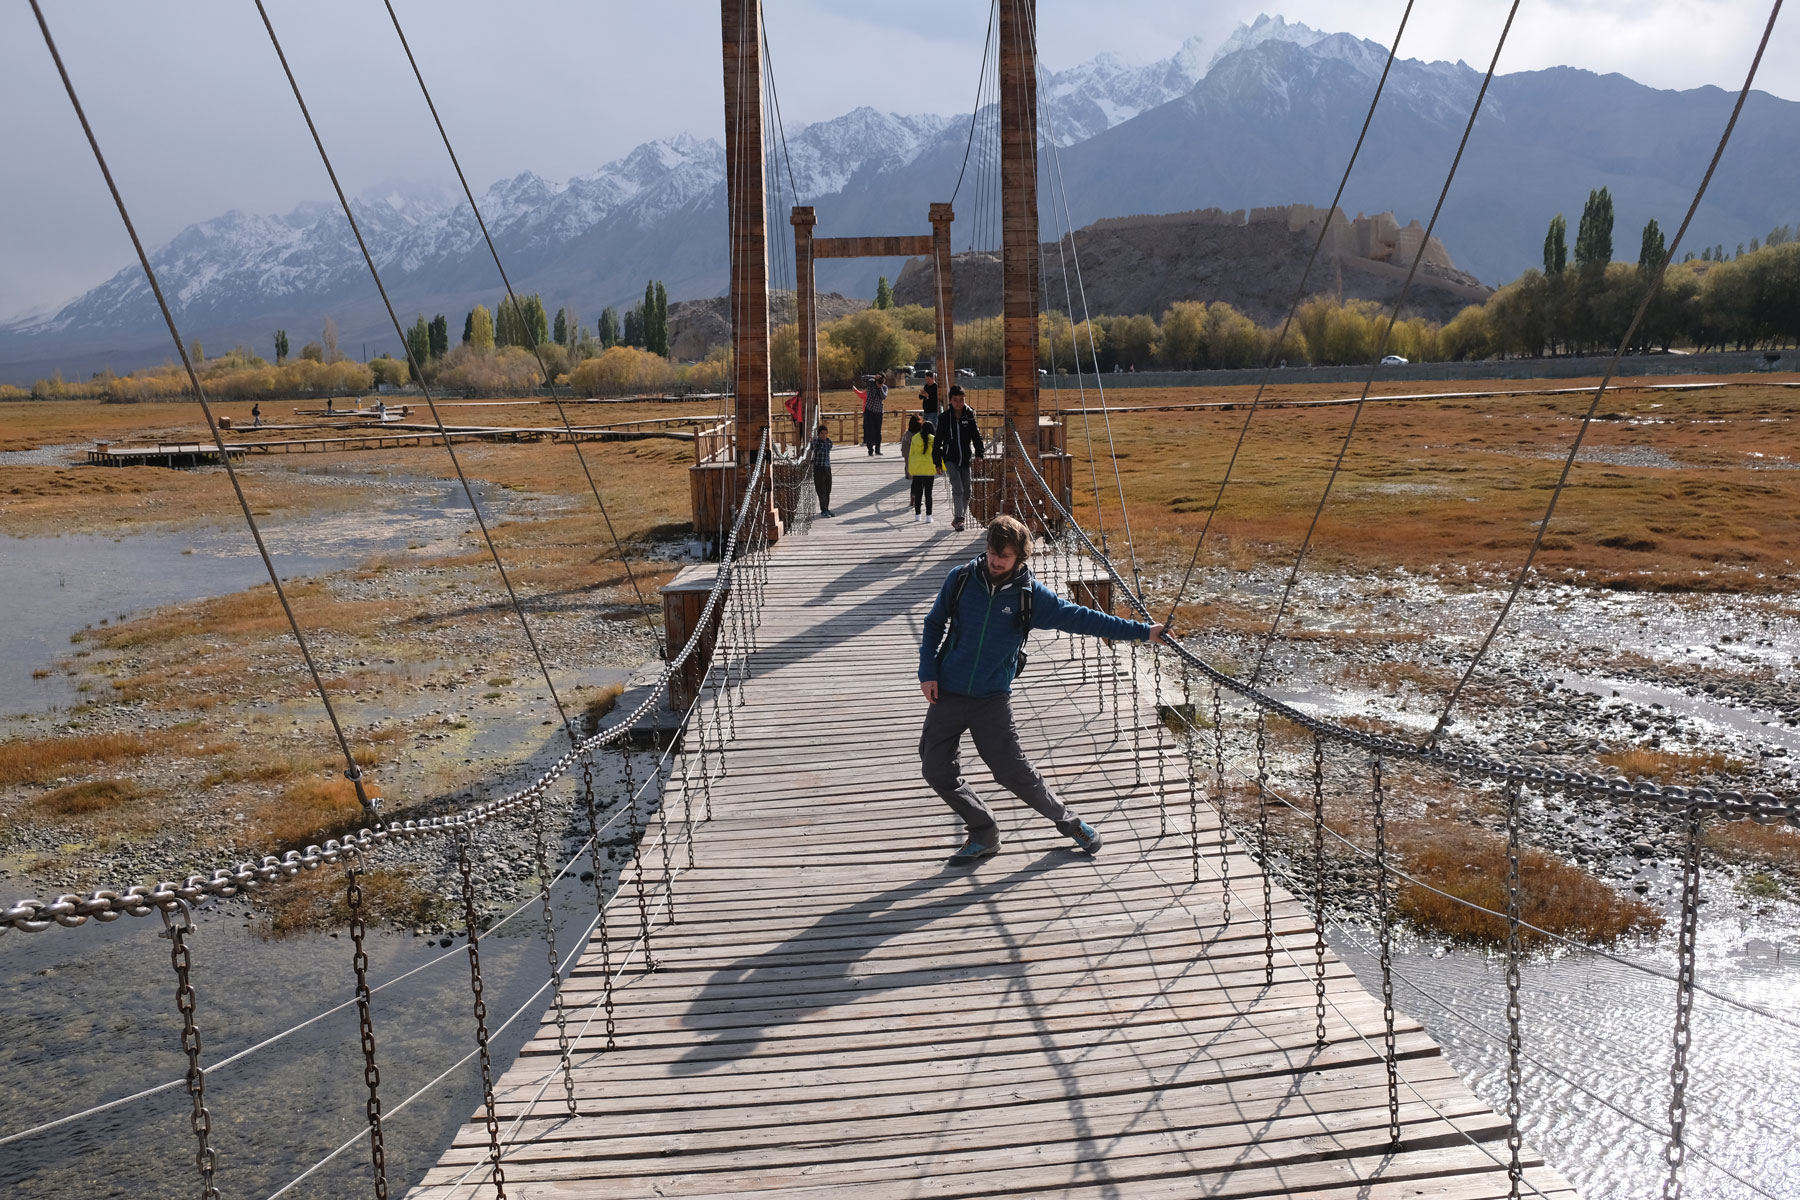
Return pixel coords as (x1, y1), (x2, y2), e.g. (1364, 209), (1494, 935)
(811, 422), (834, 517)
(931, 386), (983, 531)
(859, 375), (887, 455)
(918, 372), (940, 432)
(918, 515), (1164, 865)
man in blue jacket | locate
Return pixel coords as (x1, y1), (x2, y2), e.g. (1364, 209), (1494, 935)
(919, 515), (1165, 865)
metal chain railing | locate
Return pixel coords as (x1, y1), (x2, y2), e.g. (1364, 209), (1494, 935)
(1311, 733), (1329, 1048)
(577, 760), (618, 1053)
(1005, 429), (1800, 827)
(1370, 758), (1401, 1148)
(528, 798), (578, 1117)
(161, 902), (219, 1200)
(1504, 779), (1526, 1198)
(3, 433), (774, 936)
(455, 831), (508, 1199)
(1662, 803), (1704, 1200)
(345, 861), (390, 1198)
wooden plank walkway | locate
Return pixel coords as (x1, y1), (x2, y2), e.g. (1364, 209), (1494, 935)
(414, 450), (1574, 1199)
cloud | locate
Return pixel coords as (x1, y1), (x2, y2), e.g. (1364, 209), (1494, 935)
(4, 0), (1792, 319)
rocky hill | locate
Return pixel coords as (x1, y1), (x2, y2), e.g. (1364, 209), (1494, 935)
(667, 291), (866, 362)
(893, 204), (1489, 325)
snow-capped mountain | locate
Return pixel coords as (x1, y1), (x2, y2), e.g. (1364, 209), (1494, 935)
(5, 12), (1797, 381)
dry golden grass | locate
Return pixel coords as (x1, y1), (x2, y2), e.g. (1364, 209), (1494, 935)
(32, 777), (141, 817)
(581, 683), (625, 735)
(1032, 378), (1800, 600)
(1599, 747), (1743, 782)
(0, 730), (184, 785)
(258, 864), (445, 938)
(1395, 823), (1664, 947)
(252, 777), (379, 850)
(1706, 821), (1800, 871)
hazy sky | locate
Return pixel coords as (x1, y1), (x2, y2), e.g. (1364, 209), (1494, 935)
(2, 0), (1792, 319)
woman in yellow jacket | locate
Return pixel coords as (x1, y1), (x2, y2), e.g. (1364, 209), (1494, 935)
(902, 415), (938, 523)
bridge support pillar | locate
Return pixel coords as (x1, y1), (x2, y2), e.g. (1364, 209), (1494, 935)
(929, 202), (956, 382)
(999, 0), (1040, 516)
(792, 205), (818, 435)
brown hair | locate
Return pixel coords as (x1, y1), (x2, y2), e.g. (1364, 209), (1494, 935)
(986, 514), (1032, 562)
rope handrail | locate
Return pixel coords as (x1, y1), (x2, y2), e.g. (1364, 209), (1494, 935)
(0, 431), (772, 936)
(1006, 429), (1799, 824)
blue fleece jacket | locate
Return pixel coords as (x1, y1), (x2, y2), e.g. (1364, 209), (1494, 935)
(919, 557), (1151, 696)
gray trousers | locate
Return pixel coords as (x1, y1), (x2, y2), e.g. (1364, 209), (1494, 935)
(920, 691), (1073, 836)
(945, 462), (972, 523)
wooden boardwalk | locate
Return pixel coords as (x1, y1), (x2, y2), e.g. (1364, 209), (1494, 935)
(415, 450), (1573, 1199)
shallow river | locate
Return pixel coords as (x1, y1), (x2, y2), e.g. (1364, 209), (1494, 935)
(0, 464), (490, 719)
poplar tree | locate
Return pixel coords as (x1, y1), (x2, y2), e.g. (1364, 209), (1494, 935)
(875, 275), (894, 309)
(406, 315), (431, 377)
(1574, 187), (1614, 273)
(599, 306), (620, 348)
(554, 307), (568, 347)
(653, 283), (669, 356)
(1637, 219), (1666, 277)
(428, 314), (449, 358)
(469, 304), (495, 351)
(461, 311), (474, 345)
(274, 329), (289, 364)
(1543, 215), (1568, 275)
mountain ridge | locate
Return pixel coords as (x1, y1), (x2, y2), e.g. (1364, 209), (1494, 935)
(5, 14), (1796, 382)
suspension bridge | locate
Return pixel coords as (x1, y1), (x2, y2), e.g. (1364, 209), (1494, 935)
(6, 0), (1799, 1197)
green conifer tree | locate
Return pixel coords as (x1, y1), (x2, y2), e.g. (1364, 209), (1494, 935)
(461, 311), (474, 345)
(1574, 187), (1614, 272)
(1543, 215), (1568, 275)
(653, 282), (669, 356)
(875, 276), (893, 309)
(599, 307), (620, 348)
(1637, 219), (1666, 276)
(428, 314), (449, 358)
(274, 329), (289, 364)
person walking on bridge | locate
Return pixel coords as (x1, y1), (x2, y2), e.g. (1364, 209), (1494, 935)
(932, 385), (982, 532)
(918, 515), (1165, 865)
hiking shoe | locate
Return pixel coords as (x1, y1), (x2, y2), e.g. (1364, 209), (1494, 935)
(947, 835), (1001, 865)
(1058, 818), (1103, 855)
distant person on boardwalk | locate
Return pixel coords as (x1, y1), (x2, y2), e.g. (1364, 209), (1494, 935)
(857, 374), (886, 455)
(251, 403), (263, 429)
(918, 371), (940, 432)
(918, 515), (1165, 865)
(932, 385), (983, 532)
(902, 415), (937, 523)
(811, 421), (834, 517)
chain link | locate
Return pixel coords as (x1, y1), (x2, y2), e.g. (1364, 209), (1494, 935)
(161, 902), (219, 1200)
(456, 831), (507, 1198)
(1182, 667), (1199, 883)
(529, 797), (578, 1117)
(1504, 778), (1525, 1199)
(1212, 682), (1231, 926)
(1370, 758), (1400, 1148)
(652, 751), (679, 926)
(1662, 802), (1703, 1200)
(577, 760), (617, 1051)
(1311, 733), (1328, 1048)
(621, 745), (659, 971)
(345, 862), (389, 1197)
(1256, 712), (1273, 988)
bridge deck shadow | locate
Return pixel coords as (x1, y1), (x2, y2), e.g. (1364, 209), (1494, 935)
(413, 451), (1576, 1199)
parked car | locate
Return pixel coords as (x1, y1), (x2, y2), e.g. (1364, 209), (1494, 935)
(913, 358), (934, 376)
(1380, 354), (1409, 366)
(956, 367), (975, 377)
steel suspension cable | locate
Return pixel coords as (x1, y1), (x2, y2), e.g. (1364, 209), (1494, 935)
(1161, 0), (1418, 628)
(1026, 5), (1142, 595)
(1427, 0), (1786, 746)
(253, 0), (578, 747)
(1249, 0), (1523, 686)
(951, 0), (999, 206)
(761, 22), (802, 206)
(26, 0), (377, 815)
(380, 0), (664, 659)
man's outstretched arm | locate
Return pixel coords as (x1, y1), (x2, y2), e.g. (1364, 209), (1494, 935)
(1032, 582), (1165, 643)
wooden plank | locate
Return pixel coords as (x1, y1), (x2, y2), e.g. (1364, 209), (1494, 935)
(813, 234), (933, 259)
